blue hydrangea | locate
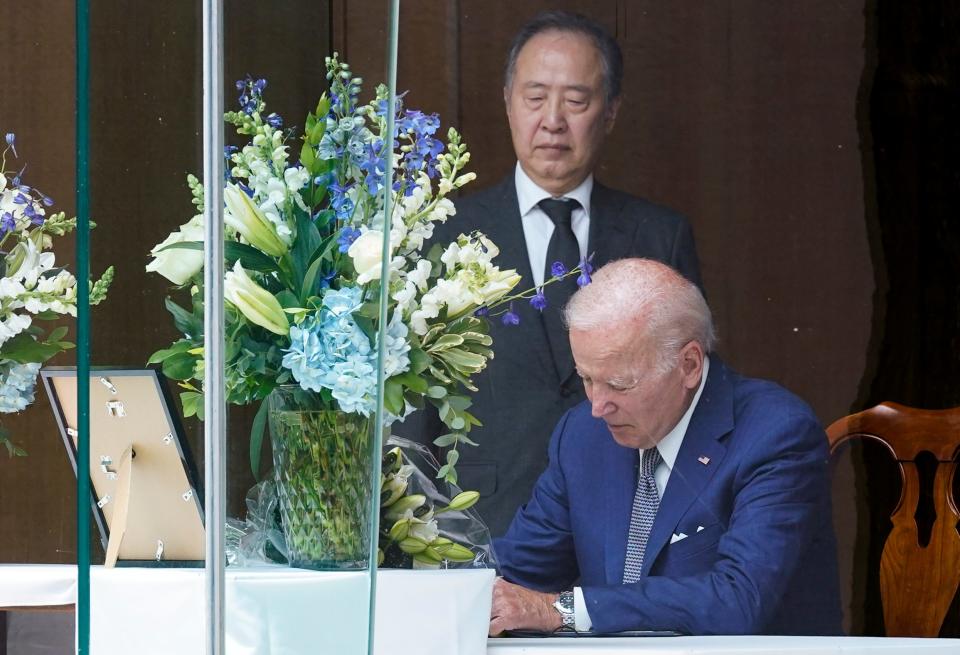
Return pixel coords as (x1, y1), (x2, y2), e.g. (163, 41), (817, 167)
(281, 287), (410, 418)
(0, 361), (42, 414)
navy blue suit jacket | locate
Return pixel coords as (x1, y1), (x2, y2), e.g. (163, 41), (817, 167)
(495, 359), (842, 635)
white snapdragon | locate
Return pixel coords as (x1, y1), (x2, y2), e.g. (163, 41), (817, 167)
(428, 198), (455, 223)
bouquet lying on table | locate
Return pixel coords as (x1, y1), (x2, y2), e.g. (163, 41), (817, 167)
(0, 133), (113, 456)
(146, 55), (580, 566)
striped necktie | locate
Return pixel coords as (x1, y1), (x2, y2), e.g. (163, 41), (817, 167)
(623, 447), (662, 583)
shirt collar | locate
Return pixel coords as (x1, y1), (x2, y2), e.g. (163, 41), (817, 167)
(645, 356), (711, 470)
(514, 162), (593, 218)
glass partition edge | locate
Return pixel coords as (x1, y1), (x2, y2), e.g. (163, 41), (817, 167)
(202, 1), (226, 654)
(75, 0), (91, 652)
(368, 2), (401, 653)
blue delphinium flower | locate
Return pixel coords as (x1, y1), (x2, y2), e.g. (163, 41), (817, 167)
(0, 212), (15, 237)
(0, 362), (42, 413)
(329, 181), (355, 221)
(337, 226), (361, 253)
(473, 307), (489, 317)
(5, 133), (16, 157)
(530, 290), (547, 312)
(550, 261), (567, 277)
(576, 257), (594, 287)
(502, 304), (520, 326)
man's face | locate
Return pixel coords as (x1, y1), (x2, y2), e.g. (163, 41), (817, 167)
(505, 30), (620, 196)
(569, 325), (703, 450)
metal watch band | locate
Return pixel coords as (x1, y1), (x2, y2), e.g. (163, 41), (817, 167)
(553, 590), (576, 630)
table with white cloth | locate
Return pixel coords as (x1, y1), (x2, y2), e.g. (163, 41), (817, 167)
(3, 564), (960, 655)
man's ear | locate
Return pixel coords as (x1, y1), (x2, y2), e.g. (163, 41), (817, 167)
(604, 96), (622, 134)
(503, 86), (511, 114)
(679, 340), (705, 390)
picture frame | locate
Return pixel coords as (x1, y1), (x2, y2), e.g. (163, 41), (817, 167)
(41, 367), (204, 567)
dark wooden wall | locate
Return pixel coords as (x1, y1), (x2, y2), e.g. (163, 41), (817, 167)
(1, 0), (958, 637)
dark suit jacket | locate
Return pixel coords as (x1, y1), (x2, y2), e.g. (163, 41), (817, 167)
(495, 359), (843, 636)
(398, 173), (702, 536)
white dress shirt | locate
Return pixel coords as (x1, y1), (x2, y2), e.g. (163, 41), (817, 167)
(573, 357), (711, 631)
(515, 163), (592, 287)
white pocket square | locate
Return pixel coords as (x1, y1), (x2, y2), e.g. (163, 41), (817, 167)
(670, 532), (688, 544)
(697, 525), (705, 533)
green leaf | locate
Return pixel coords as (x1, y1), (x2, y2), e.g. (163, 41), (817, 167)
(148, 340), (193, 365)
(289, 213), (322, 292)
(433, 433), (458, 448)
(436, 348), (486, 371)
(275, 290), (299, 309)
(0, 333), (66, 363)
(408, 348), (431, 375)
(429, 334), (465, 350)
(426, 385), (447, 399)
(299, 256), (326, 304)
(47, 326), (69, 343)
(250, 399), (270, 480)
(384, 379), (404, 416)
(446, 395), (472, 411)
(446, 449), (460, 467)
(161, 351), (197, 380)
(165, 298), (203, 339)
(180, 391), (203, 418)
(299, 142), (316, 168)
(224, 241), (281, 273)
(392, 371), (428, 394)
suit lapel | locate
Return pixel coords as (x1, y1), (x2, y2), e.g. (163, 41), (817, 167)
(640, 360), (735, 576)
(483, 176), (536, 292)
(587, 183), (630, 268)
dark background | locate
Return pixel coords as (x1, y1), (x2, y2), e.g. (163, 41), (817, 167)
(0, 0), (957, 636)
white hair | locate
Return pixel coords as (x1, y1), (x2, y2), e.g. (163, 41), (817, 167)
(563, 258), (716, 372)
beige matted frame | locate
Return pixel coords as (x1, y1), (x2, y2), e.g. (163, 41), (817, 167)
(41, 367), (204, 566)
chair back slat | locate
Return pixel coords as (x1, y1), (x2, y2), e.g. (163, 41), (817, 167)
(826, 402), (960, 637)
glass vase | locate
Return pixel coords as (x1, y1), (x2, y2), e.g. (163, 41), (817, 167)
(267, 385), (374, 570)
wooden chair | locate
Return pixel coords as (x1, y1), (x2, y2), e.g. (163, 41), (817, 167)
(826, 402), (960, 636)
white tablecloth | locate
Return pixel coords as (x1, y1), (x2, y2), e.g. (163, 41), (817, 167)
(488, 635), (960, 654)
(0, 564), (77, 607)
(1, 564), (493, 655)
(3, 564), (960, 655)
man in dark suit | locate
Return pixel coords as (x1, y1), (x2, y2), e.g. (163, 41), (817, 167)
(405, 11), (702, 536)
(489, 259), (842, 636)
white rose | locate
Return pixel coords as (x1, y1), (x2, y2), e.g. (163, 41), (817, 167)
(348, 230), (387, 285)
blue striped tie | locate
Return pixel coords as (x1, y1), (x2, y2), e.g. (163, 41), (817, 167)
(622, 447), (662, 583)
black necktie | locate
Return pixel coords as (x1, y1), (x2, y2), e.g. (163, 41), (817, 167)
(539, 197), (581, 383)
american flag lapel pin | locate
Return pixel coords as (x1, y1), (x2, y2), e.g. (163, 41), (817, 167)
(697, 456), (711, 466)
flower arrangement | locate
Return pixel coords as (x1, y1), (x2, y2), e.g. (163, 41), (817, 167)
(0, 133), (113, 456)
(147, 55), (576, 483)
(378, 445), (479, 568)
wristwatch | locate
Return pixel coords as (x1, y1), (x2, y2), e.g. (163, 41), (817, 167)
(553, 590), (576, 631)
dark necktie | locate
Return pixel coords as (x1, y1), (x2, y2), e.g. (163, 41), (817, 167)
(539, 197), (581, 383)
(623, 447), (662, 583)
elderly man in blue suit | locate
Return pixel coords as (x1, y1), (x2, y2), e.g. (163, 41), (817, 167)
(490, 258), (842, 636)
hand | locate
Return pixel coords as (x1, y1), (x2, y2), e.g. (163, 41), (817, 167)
(489, 577), (564, 636)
